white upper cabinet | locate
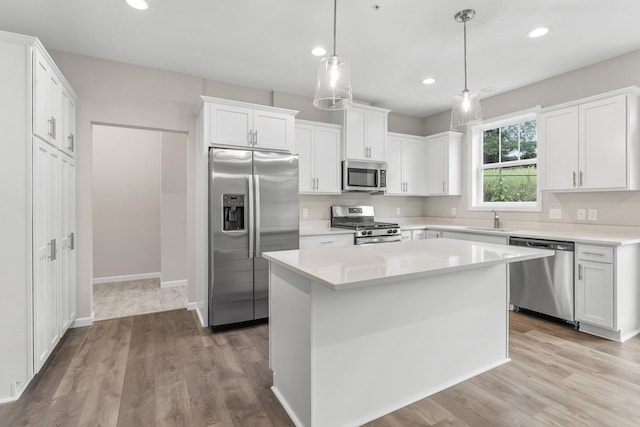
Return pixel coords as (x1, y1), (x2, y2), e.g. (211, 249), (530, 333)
(295, 120), (342, 194)
(540, 88), (640, 191)
(202, 96), (297, 152)
(424, 131), (463, 196)
(60, 86), (76, 156)
(386, 133), (422, 195)
(334, 103), (390, 161)
(33, 49), (61, 147)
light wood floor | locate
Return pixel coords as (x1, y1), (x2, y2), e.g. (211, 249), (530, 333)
(93, 278), (186, 321)
(2, 310), (640, 426)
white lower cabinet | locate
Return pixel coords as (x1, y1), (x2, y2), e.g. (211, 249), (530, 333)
(574, 243), (640, 342)
(575, 245), (615, 330)
(300, 234), (354, 249)
(401, 229), (427, 241)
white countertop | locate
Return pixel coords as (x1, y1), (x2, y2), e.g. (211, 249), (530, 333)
(263, 238), (551, 290)
(301, 219), (640, 245)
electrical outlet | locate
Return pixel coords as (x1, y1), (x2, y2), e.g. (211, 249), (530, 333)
(396, 207), (401, 215)
(577, 209), (586, 220)
(549, 208), (561, 219)
(302, 208), (309, 218)
(588, 209), (598, 221)
(451, 207), (457, 217)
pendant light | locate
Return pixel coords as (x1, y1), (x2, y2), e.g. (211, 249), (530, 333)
(451, 9), (482, 130)
(313, 0), (353, 110)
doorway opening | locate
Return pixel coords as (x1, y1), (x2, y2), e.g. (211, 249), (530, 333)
(91, 124), (188, 320)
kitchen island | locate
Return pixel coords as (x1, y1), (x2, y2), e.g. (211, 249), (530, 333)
(263, 238), (552, 427)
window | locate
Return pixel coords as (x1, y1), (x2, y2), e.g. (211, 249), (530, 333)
(470, 111), (541, 211)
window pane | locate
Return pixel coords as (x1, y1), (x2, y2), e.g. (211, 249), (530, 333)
(500, 124), (520, 162)
(483, 129), (499, 164)
(483, 165), (537, 202)
(520, 120), (537, 159)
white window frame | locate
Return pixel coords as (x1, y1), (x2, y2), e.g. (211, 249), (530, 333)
(469, 108), (542, 212)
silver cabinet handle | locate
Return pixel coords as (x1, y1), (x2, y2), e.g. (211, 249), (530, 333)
(578, 263), (583, 280)
(442, 181), (446, 192)
(248, 175), (254, 259)
(573, 171), (577, 187)
(320, 241), (334, 245)
(69, 232), (75, 250)
(48, 116), (56, 139)
(255, 174), (261, 257)
(579, 171), (584, 187)
(254, 130), (258, 145)
(48, 238), (57, 261)
(582, 251), (605, 257)
(248, 130), (253, 145)
(68, 134), (74, 151)
(315, 177), (319, 191)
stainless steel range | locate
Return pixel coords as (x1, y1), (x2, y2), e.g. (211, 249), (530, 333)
(331, 205), (401, 245)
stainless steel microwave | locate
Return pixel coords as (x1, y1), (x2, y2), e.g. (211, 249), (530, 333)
(342, 160), (387, 193)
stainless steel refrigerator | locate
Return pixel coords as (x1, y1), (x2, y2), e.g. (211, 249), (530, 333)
(208, 148), (299, 329)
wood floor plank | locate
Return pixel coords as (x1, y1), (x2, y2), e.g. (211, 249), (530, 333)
(5, 309), (640, 426)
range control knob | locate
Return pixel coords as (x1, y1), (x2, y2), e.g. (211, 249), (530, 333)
(367, 230), (373, 235)
(387, 229), (393, 234)
(392, 229), (398, 233)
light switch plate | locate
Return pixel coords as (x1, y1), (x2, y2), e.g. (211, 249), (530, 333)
(396, 207), (401, 215)
(549, 208), (561, 219)
(577, 209), (586, 220)
(451, 207), (457, 217)
(588, 209), (598, 221)
(302, 208), (309, 218)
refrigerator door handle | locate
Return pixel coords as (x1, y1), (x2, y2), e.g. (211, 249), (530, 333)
(248, 174), (254, 258)
(255, 174), (261, 257)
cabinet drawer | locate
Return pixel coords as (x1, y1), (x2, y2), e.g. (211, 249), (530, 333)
(300, 234), (353, 249)
(577, 245), (614, 263)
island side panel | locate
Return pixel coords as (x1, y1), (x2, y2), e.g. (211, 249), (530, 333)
(269, 263), (313, 427)
(310, 264), (509, 427)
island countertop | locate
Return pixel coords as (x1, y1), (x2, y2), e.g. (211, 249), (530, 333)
(263, 238), (552, 290)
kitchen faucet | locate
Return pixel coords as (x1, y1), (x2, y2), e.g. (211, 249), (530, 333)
(492, 210), (500, 229)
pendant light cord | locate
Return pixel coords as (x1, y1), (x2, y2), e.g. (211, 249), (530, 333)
(463, 15), (468, 91)
(332, 0), (338, 56)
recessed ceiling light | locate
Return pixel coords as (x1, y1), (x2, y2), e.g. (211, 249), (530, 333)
(422, 78), (436, 85)
(528, 27), (549, 38)
(311, 47), (326, 57)
(126, 0), (148, 10)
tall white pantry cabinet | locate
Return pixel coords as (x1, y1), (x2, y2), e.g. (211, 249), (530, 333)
(0, 30), (77, 403)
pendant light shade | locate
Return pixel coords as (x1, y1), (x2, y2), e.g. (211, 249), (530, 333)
(451, 9), (482, 130)
(313, 0), (352, 110)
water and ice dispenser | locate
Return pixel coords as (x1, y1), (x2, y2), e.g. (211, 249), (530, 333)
(222, 194), (245, 231)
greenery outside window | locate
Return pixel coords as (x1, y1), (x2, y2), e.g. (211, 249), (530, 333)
(470, 110), (541, 211)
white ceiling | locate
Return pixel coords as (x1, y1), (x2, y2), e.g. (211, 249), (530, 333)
(2, 0), (640, 117)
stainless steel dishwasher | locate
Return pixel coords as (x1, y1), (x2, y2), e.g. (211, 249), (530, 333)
(509, 236), (576, 325)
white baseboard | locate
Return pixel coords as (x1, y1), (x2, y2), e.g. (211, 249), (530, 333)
(93, 272), (161, 285)
(72, 311), (95, 328)
(161, 279), (187, 288)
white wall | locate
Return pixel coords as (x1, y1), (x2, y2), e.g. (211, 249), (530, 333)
(92, 125), (162, 279)
(161, 132), (188, 284)
(422, 49), (640, 228)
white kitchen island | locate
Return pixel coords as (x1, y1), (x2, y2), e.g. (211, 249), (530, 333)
(263, 238), (552, 427)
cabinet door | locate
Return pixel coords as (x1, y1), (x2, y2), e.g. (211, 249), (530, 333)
(366, 111), (387, 161)
(210, 104), (253, 147)
(540, 107), (579, 190)
(402, 139), (420, 194)
(253, 110), (293, 152)
(61, 87), (76, 156)
(59, 154), (76, 333)
(426, 135), (448, 195)
(33, 138), (60, 373)
(46, 71), (60, 147)
(344, 108), (366, 160)
(314, 127), (341, 193)
(385, 137), (404, 194)
(295, 125), (315, 193)
(33, 50), (48, 141)
(401, 230), (412, 241)
(299, 234), (353, 249)
(580, 95), (627, 190)
(575, 260), (614, 329)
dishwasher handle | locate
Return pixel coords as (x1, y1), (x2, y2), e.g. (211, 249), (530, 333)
(508, 236), (574, 251)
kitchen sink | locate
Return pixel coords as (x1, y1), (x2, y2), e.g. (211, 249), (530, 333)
(463, 226), (518, 232)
